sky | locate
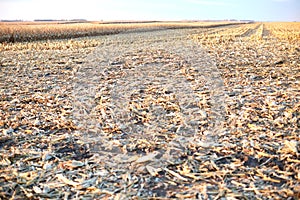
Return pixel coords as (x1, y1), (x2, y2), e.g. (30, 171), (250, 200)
(0, 0), (299, 22)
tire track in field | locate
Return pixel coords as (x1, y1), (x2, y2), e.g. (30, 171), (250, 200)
(241, 23), (262, 37)
(72, 29), (226, 165)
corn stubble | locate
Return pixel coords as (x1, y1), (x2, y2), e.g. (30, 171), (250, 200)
(0, 22), (299, 199)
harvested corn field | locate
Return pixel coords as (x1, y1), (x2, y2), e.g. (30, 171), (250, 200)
(0, 22), (299, 199)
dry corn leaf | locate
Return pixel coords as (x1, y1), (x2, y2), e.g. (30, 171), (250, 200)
(281, 140), (298, 154)
(146, 165), (161, 176)
(135, 151), (159, 163)
(247, 123), (262, 131)
(32, 186), (42, 194)
(24, 130), (33, 134)
(164, 168), (189, 182)
(0, 158), (11, 166)
(56, 174), (80, 187)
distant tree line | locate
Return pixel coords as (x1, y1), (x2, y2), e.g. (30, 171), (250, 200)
(0, 19), (88, 22)
(1, 20), (24, 22)
(34, 19), (87, 22)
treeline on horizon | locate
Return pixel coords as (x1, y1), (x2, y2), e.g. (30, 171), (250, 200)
(0, 19), (254, 23)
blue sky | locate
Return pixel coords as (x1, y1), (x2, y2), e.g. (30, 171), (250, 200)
(0, 0), (299, 21)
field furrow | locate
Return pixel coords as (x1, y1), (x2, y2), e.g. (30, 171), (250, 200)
(240, 23), (262, 37)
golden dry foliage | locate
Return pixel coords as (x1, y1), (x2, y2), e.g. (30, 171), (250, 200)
(265, 22), (300, 43)
(0, 21), (238, 43)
